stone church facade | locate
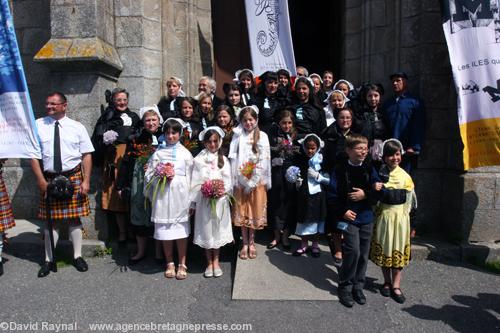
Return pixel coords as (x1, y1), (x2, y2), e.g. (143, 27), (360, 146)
(4, 0), (499, 242)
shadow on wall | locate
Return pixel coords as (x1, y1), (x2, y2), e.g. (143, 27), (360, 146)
(198, 22), (213, 77)
(403, 293), (500, 333)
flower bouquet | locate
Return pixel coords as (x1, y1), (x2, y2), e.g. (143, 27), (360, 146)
(145, 162), (175, 204)
(271, 137), (299, 159)
(128, 143), (156, 165)
(285, 166), (301, 183)
(181, 130), (199, 153)
(201, 179), (229, 217)
(239, 161), (258, 179)
(239, 159), (261, 193)
(102, 130), (118, 145)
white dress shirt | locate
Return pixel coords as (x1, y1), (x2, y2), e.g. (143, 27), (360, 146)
(36, 115), (94, 172)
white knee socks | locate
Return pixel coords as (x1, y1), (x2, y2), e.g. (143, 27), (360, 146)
(44, 227), (60, 262)
(69, 225), (83, 259)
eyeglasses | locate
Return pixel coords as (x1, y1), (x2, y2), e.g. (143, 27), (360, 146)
(114, 98), (128, 102)
(353, 147), (368, 152)
(45, 102), (65, 106)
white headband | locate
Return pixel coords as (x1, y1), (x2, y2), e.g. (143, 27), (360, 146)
(163, 117), (187, 131)
(294, 77), (315, 89)
(324, 89), (350, 105)
(298, 133), (325, 149)
(240, 105), (259, 116)
(234, 69), (255, 83)
(333, 79), (354, 91)
(308, 73), (323, 84)
(380, 138), (405, 159)
(198, 126), (225, 142)
(139, 105), (164, 124)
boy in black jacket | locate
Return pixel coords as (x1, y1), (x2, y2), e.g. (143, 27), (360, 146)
(328, 134), (376, 307)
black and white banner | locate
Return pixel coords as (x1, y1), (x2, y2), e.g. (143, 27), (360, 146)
(441, 0), (500, 169)
(244, 0), (296, 76)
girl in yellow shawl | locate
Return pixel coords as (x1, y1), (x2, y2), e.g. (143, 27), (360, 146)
(370, 139), (416, 304)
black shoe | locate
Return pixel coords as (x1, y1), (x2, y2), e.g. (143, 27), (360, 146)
(352, 289), (366, 305)
(380, 283), (391, 297)
(391, 288), (406, 304)
(73, 257), (88, 272)
(38, 261), (57, 278)
(338, 290), (354, 308)
(128, 255), (146, 266)
(0, 262), (3, 276)
(266, 240), (280, 249)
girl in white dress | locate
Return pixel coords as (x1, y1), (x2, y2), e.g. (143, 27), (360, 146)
(144, 118), (193, 280)
(190, 126), (234, 278)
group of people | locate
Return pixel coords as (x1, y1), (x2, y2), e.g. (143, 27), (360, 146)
(0, 66), (425, 308)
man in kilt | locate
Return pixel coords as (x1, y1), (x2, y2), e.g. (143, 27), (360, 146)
(30, 92), (94, 277)
(0, 159), (16, 277)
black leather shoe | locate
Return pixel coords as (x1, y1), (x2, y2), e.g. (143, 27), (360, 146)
(128, 256), (146, 266)
(73, 257), (88, 272)
(38, 261), (56, 278)
(352, 289), (367, 305)
(338, 290), (354, 308)
(391, 288), (406, 304)
(266, 240), (280, 249)
(380, 283), (392, 297)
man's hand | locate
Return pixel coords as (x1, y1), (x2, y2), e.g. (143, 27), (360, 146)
(38, 179), (49, 195)
(80, 180), (90, 195)
(406, 147), (415, 155)
(373, 182), (384, 191)
(348, 187), (366, 201)
(343, 210), (357, 222)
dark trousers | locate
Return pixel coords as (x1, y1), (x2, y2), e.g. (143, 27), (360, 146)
(338, 222), (374, 292)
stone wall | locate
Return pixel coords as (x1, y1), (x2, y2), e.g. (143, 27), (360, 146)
(342, 0), (500, 242)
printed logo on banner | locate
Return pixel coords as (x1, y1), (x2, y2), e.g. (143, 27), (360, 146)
(444, 0), (500, 42)
(483, 78), (500, 102)
(461, 80), (480, 94)
(254, 0), (280, 57)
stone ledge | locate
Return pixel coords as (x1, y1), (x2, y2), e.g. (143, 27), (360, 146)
(33, 37), (123, 79)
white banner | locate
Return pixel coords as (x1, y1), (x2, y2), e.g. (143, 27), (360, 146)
(245, 0), (296, 76)
(441, 0), (500, 169)
(0, 0), (41, 159)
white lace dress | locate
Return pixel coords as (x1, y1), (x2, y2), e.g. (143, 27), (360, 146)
(191, 149), (234, 249)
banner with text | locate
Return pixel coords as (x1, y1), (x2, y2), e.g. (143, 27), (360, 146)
(441, 0), (500, 169)
(0, 0), (41, 159)
(245, 0), (296, 76)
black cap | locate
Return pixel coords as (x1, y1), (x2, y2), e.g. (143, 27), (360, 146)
(389, 72), (408, 80)
(260, 71), (278, 83)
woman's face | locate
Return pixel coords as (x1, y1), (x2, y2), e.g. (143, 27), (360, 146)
(329, 93), (344, 109)
(279, 116), (293, 134)
(240, 77), (252, 90)
(337, 110), (353, 131)
(265, 80), (278, 95)
(113, 92), (128, 112)
(336, 82), (350, 97)
(216, 110), (231, 128)
(143, 114), (160, 134)
(312, 78), (321, 94)
(384, 150), (402, 170)
(167, 81), (181, 98)
(205, 133), (219, 153)
(366, 89), (381, 109)
(181, 100), (194, 118)
(200, 97), (212, 114)
(241, 112), (257, 132)
(323, 73), (333, 89)
(278, 74), (289, 87)
(295, 82), (310, 102)
(305, 140), (318, 158)
(227, 89), (241, 106)
(165, 128), (180, 145)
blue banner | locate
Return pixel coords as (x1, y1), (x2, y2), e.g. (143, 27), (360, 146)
(0, 0), (41, 159)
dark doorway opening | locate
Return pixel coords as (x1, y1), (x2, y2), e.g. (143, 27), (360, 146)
(212, 1), (342, 96)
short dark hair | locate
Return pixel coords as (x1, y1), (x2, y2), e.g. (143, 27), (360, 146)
(304, 135), (320, 148)
(382, 140), (402, 158)
(47, 91), (67, 103)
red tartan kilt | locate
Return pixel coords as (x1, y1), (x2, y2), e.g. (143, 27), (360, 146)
(38, 167), (90, 220)
(0, 173), (15, 232)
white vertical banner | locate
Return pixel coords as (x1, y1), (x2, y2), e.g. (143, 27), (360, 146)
(245, 0), (297, 76)
(0, 0), (41, 159)
(441, 0), (500, 169)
